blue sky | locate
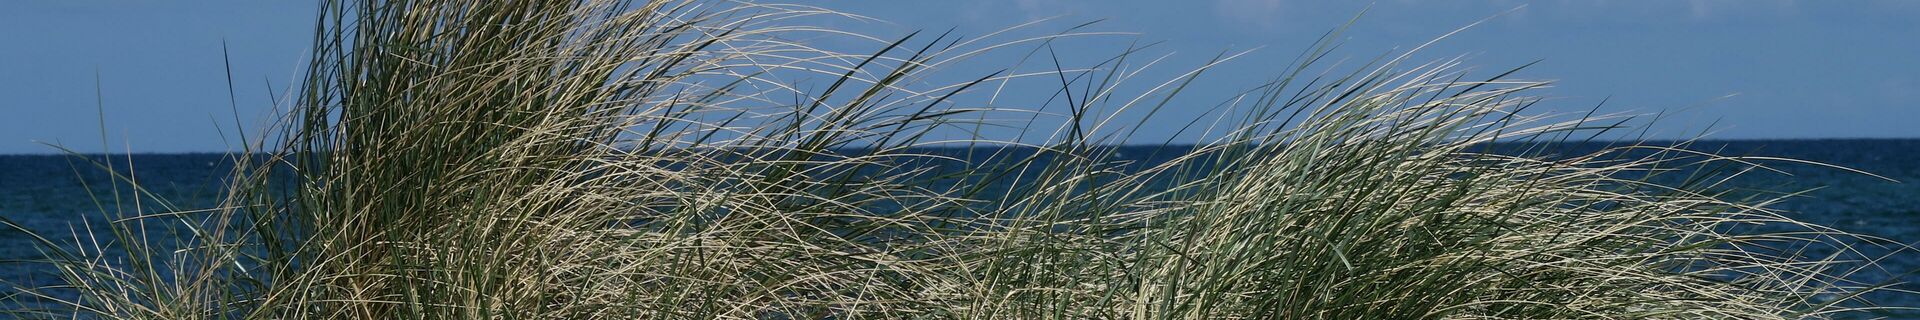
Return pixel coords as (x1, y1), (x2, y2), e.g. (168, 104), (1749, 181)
(3, 1), (1916, 154)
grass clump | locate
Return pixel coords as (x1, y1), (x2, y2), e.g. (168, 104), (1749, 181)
(2, 0), (1910, 318)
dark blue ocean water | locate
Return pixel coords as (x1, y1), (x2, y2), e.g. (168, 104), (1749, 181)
(2, 140), (1917, 315)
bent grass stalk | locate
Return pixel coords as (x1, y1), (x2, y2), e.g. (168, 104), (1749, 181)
(2, 0), (1912, 318)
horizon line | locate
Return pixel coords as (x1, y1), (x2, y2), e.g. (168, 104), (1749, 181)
(5, 137), (1917, 156)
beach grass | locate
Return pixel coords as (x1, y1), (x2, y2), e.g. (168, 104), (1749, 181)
(2, 0), (1911, 318)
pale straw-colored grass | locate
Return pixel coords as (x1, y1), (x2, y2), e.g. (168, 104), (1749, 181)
(2, 0), (1909, 319)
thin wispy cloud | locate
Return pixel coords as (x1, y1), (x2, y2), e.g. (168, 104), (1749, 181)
(1212, 0), (1287, 28)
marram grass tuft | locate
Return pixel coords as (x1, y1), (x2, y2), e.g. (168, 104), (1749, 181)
(2, 0), (1911, 319)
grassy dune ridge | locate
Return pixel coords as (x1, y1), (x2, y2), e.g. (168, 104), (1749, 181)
(2, 0), (1911, 318)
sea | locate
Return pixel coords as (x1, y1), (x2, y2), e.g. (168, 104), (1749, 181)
(2, 139), (1917, 316)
